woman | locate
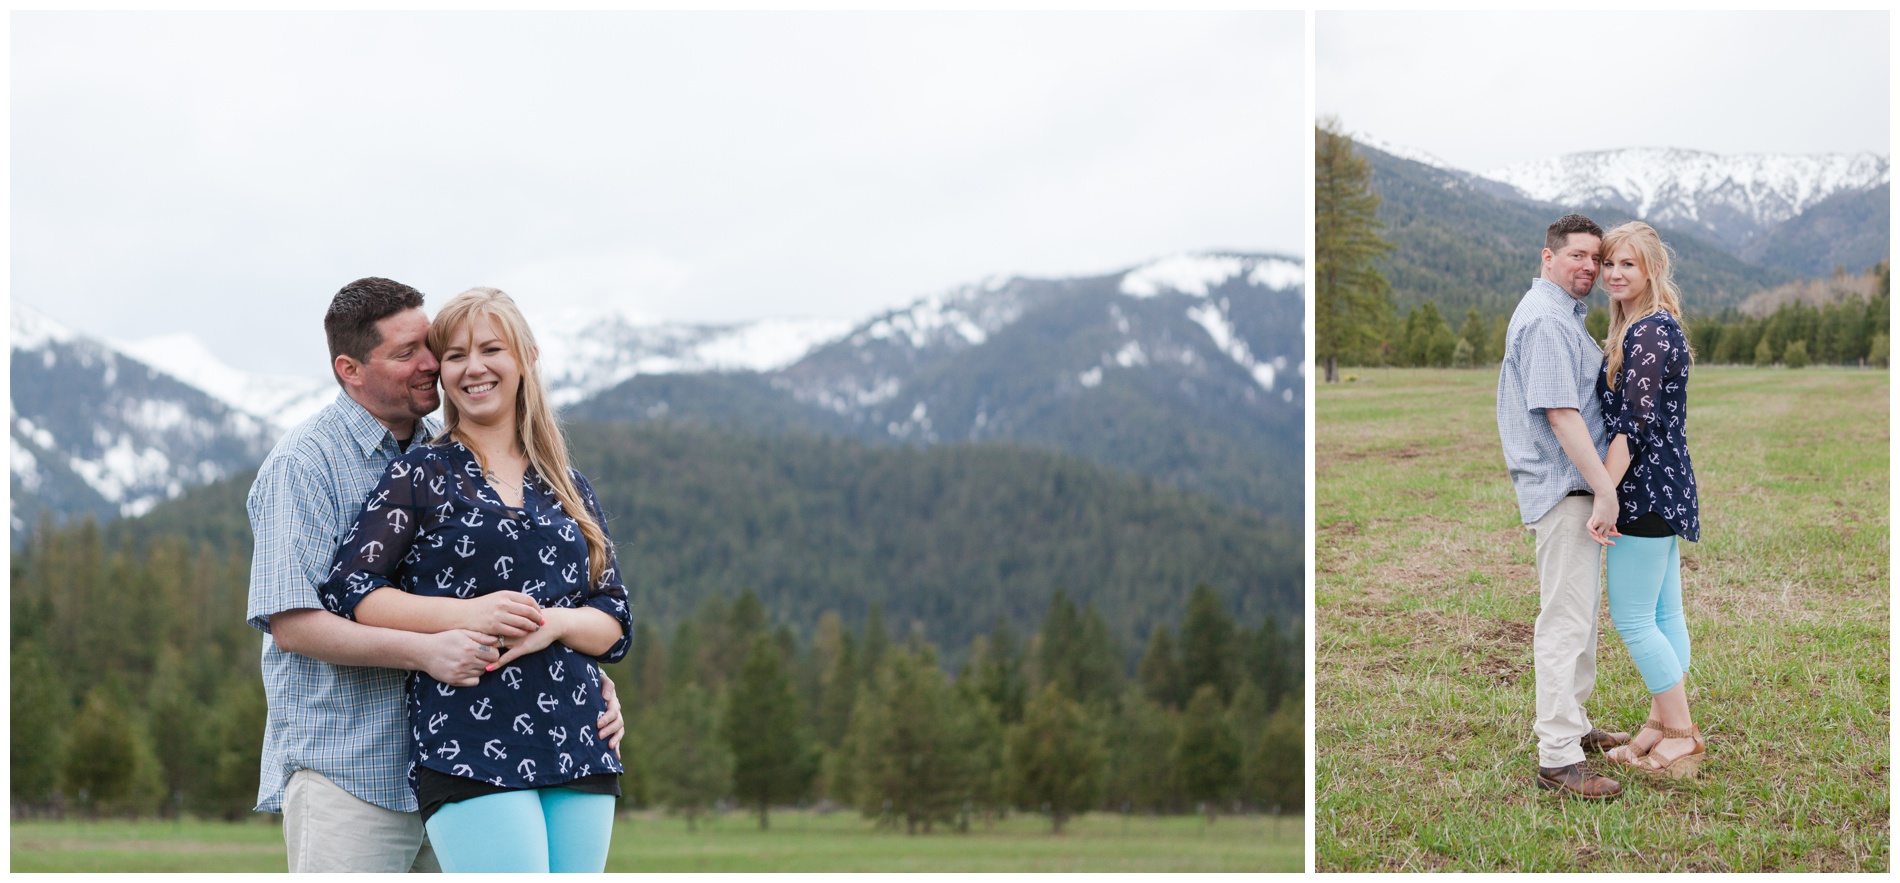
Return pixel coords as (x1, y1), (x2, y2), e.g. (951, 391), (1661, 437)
(1591, 221), (1705, 778)
(321, 288), (631, 871)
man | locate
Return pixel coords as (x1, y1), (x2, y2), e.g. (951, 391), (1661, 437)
(246, 278), (623, 871)
(1496, 215), (1630, 800)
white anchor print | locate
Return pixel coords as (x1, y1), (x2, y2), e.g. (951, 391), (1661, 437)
(562, 562), (581, 584)
(434, 500), (454, 522)
(501, 666), (525, 690)
(499, 520), (520, 540)
(435, 568), (457, 591)
(430, 474), (447, 496)
(559, 523), (577, 542)
(453, 763), (474, 777)
(549, 660), (565, 682)
(386, 508), (409, 530)
(483, 739), (507, 759)
(539, 545), (558, 566)
(455, 535), (477, 558)
(390, 460), (411, 479)
(559, 753), (574, 774)
(460, 509), (485, 529)
(436, 681), (457, 697)
(513, 713), (536, 736)
(538, 693), (560, 714)
(360, 540), (384, 563)
(579, 726), (594, 747)
(437, 740), (461, 760)
(522, 579), (547, 596)
(365, 489), (390, 511)
(428, 711), (449, 734)
(458, 577), (478, 599)
(548, 726), (568, 747)
(572, 683), (588, 705)
(519, 758), (538, 781)
(469, 698), (494, 721)
(495, 557), (513, 580)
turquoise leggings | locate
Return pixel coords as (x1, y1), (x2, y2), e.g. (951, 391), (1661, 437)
(424, 788), (616, 873)
(1606, 533), (1692, 694)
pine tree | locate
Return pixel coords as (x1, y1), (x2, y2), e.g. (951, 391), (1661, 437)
(1316, 119), (1395, 382)
(1174, 685), (1241, 821)
(1103, 686), (1179, 812)
(1138, 624), (1186, 709)
(1458, 307), (1490, 365)
(643, 683), (733, 830)
(11, 641), (69, 808)
(1179, 585), (1238, 704)
(1006, 683), (1106, 834)
(723, 635), (815, 829)
(847, 647), (989, 834)
(974, 618), (1027, 724)
(1250, 699), (1303, 813)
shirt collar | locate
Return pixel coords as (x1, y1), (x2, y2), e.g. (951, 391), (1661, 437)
(333, 389), (441, 458)
(1530, 277), (1590, 320)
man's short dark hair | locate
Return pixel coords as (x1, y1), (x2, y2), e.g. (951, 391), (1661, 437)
(1545, 214), (1604, 253)
(324, 277), (424, 386)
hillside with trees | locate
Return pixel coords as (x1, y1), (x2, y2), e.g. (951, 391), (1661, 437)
(11, 421), (1302, 824)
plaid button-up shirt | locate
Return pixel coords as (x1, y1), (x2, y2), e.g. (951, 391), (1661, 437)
(245, 390), (439, 813)
(1497, 277), (1609, 525)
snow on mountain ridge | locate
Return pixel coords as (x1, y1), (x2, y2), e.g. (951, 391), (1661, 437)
(1120, 254), (1303, 298)
(1484, 148), (1889, 231)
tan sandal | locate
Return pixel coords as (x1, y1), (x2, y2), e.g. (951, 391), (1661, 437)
(1605, 719), (1663, 766)
(1634, 724), (1706, 779)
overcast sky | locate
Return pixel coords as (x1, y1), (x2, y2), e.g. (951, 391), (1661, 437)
(13, 11), (1303, 379)
(1319, 11), (1890, 174)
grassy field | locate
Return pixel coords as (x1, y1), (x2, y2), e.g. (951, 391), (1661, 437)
(11, 809), (1301, 872)
(1316, 366), (1889, 872)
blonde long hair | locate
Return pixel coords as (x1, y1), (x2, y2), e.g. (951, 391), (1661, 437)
(1601, 221), (1693, 390)
(427, 288), (611, 587)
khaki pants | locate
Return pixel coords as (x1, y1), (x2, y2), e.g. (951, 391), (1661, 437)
(1528, 495), (1603, 768)
(283, 769), (439, 873)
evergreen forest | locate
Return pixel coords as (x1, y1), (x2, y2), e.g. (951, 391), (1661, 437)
(10, 420), (1302, 828)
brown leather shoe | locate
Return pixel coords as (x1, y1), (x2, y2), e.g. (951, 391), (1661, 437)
(1580, 727), (1632, 753)
(1536, 762), (1623, 800)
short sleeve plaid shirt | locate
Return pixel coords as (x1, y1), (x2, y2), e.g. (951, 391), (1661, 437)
(245, 390), (439, 813)
(1497, 277), (1609, 525)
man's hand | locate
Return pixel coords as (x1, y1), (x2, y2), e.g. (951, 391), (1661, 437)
(460, 591), (545, 639)
(598, 672), (625, 757)
(1587, 494), (1621, 546)
(417, 629), (501, 687)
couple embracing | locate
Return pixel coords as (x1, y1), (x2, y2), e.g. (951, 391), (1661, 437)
(1498, 215), (1705, 800)
(246, 279), (630, 871)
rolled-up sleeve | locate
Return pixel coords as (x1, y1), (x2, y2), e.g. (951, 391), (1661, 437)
(1522, 318), (1589, 414)
(573, 471), (632, 664)
(1611, 319), (1680, 443)
(317, 455), (429, 620)
(247, 453), (339, 634)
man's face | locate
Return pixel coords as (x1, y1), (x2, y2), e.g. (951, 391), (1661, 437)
(344, 308), (440, 432)
(1542, 233), (1601, 299)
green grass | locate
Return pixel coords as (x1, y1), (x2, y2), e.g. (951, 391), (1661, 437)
(11, 809), (1301, 872)
(1316, 366), (1889, 872)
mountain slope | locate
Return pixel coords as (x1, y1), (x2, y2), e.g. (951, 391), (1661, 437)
(1360, 141), (1801, 317)
(570, 253), (1305, 518)
(1740, 183), (1892, 277)
(10, 305), (277, 535)
(1485, 148), (1889, 252)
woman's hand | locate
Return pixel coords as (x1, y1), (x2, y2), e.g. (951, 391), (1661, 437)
(460, 591), (544, 639)
(491, 612), (565, 671)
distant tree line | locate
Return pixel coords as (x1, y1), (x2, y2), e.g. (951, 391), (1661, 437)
(1338, 263), (1890, 370)
(615, 584), (1301, 833)
(12, 496), (1302, 828)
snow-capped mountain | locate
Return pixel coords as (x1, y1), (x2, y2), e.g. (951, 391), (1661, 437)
(11, 304), (278, 534)
(1484, 148), (1890, 250)
(13, 251), (1307, 535)
(538, 313), (851, 407)
(574, 252), (1307, 517)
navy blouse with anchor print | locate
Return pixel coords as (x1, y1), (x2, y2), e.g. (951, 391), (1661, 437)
(319, 439), (631, 793)
(1595, 312), (1700, 542)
